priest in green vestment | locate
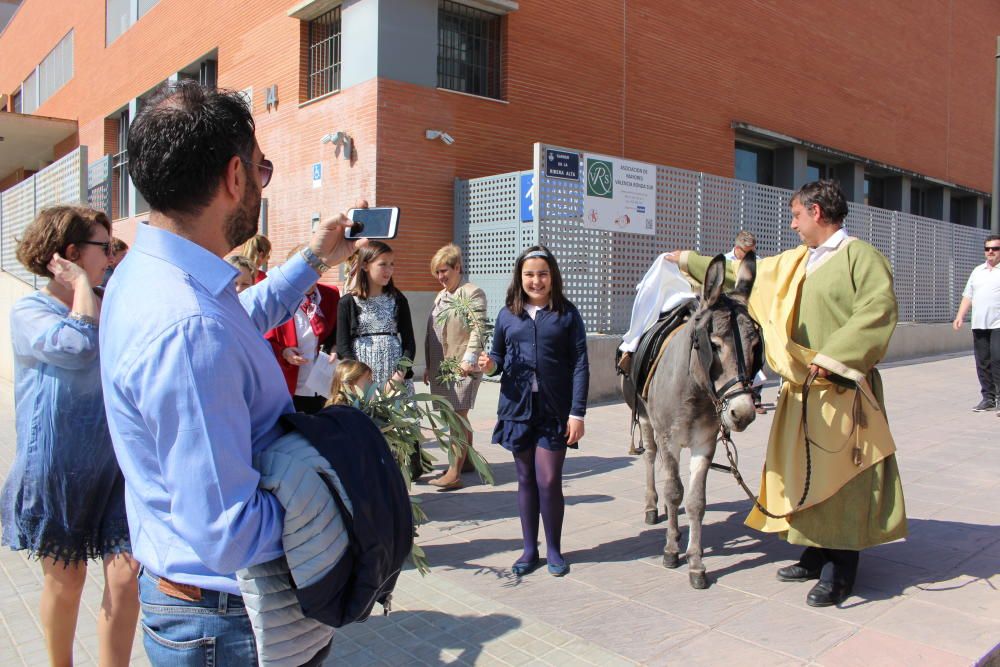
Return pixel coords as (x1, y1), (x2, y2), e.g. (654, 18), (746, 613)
(665, 179), (906, 607)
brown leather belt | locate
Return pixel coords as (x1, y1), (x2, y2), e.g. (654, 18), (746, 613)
(156, 575), (203, 602)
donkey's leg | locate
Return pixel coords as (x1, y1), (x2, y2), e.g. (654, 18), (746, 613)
(640, 416), (659, 524)
(685, 441), (715, 589)
(661, 439), (684, 569)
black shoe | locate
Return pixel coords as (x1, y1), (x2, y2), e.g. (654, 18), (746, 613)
(806, 580), (852, 607)
(777, 563), (821, 582)
(972, 399), (996, 412)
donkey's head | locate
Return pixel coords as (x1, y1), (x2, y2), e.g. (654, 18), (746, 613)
(689, 253), (763, 433)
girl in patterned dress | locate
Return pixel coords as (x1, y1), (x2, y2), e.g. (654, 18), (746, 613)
(336, 241), (416, 394)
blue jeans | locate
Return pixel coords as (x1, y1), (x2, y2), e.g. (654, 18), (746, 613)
(138, 568), (257, 667)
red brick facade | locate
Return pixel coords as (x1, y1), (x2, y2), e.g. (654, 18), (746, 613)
(2, 0), (998, 290)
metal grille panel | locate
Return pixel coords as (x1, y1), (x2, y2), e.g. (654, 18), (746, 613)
(457, 144), (991, 331)
(1, 148), (88, 288)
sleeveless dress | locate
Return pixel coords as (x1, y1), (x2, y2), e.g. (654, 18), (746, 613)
(0, 292), (130, 564)
(352, 293), (414, 394)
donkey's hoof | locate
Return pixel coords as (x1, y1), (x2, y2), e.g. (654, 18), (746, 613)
(644, 510), (659, 525)
(689, 571), (709, 589)
(662, 553), (680, 569)
(628, 446), (645, 456)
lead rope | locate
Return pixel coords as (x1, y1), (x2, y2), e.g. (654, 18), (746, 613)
(716, 368), (818, 520)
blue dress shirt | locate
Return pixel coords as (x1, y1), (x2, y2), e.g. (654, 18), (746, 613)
(100, 224), (317, 594)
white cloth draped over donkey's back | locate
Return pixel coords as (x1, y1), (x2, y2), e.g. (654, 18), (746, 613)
(619, 255), (698, 353)
(620, 253), (766, 387)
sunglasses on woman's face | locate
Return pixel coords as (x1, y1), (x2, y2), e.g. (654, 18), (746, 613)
(79, 240), (114, 256)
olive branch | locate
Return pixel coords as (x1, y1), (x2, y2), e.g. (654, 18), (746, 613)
(433, 291), (494, 386)
(335, 357), (494, 575)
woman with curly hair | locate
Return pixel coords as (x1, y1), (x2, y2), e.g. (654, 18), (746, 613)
(1, 206), (139, 665)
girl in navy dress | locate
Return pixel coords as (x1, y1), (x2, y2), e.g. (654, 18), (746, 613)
(478, 246), (589, 576)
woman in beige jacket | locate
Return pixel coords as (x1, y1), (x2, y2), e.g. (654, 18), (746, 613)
(423, 244), (487, 490)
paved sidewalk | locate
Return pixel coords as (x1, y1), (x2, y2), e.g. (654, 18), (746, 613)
(1, 354), (999, 665)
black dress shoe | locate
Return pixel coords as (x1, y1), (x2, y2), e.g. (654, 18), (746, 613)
(776, 563), (821, 582)
(972, 398), (996, 412)
(806, 581), (852, 607)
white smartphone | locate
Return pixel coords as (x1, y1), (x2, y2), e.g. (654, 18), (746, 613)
(345, 207), (399, 239)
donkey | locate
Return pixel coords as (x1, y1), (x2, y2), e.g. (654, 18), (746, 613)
(625, 253), (762, 589)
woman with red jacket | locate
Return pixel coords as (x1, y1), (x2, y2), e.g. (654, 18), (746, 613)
(265, 245), (341, 413)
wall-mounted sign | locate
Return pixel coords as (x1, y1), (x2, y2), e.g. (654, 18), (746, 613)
(519, 172), (535, 222)
(265, 85), (278, 111)
(583, 153), (656, 235)
(544, 149), (580, 181)
(312, 162), (322, 189)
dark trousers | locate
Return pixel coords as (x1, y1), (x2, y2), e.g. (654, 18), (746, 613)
(799, 546), (859, 587)
(972, 329), (1000, 402)
(293, 394), (327, 414)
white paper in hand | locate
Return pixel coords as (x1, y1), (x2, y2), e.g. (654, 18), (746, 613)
(304, 351), (338, 398)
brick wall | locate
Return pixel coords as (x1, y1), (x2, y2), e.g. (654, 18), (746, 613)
(2, 0), (998, 289)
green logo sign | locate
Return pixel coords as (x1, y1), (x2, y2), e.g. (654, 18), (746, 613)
(587, 159), (613, 198)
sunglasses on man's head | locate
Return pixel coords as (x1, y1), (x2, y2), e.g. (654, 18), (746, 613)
(986, 246), (1000, 253)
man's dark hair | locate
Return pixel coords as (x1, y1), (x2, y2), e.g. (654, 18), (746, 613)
(505, 245), (568, 316)
(987, 234), (1000, 244)
(790, 179), (849, 224)
(127, 80), (256, 216)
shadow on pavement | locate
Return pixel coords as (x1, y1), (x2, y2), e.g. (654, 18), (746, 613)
(325, 610), (521, 665)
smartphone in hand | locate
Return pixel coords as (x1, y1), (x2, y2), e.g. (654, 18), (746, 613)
(345, 207), (399, 239)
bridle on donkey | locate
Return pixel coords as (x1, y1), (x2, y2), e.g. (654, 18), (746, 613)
(693, 301), (817, 520)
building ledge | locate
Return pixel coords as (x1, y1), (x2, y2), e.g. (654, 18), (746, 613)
(0, 113), (78, 188)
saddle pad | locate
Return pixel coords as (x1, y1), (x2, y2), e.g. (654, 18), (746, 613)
(631, 299), (696, 401)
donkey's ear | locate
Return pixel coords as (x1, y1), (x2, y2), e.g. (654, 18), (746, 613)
(702, 254), (726, 308)
(732, 251), (757, 302)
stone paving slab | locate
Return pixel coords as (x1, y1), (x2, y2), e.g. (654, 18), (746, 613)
(1, 354), (999, 665)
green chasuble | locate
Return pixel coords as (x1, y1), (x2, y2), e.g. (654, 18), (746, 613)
(683, 239), (907, 550)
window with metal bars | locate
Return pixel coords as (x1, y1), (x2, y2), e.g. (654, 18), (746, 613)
(112, 109), (130, 219)
(437, 1), (502, 99)
(307, 8), (342, 100)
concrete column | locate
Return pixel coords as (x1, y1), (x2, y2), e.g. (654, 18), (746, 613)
(775, 146), (808, 190)
(834, 162), (865, 203)
(926, 186), (950, 221)
(341, 0), (437, 90)
(884, 175), (911, 214)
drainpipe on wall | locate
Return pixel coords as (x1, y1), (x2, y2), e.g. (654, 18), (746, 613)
(993, 36), (1000, 233)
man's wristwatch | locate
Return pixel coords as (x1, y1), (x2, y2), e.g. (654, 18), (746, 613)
(300, 246), (330, 274)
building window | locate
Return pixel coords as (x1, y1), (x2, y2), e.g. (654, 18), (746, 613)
(863, 175), (884, 208)
(307, 7), (341, 100)
(38, 31), (74, 108)
(199, 59), (217, 89)
(12, 89), (21, 113)
(910, 185), (927, 217)
(437, 0), (503, 99)
(112, 109), (130, 220)
(806, 161), (832, 182)
(108, 0), (160, 45)
(734, 142), (774, 185)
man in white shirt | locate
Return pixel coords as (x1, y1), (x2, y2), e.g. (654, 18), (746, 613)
(953, 234), (1000, 412)
(725, 230), (757, 261)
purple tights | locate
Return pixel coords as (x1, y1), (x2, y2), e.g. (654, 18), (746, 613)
(513, 446), (567, 567)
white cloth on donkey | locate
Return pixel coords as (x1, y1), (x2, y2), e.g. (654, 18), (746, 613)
(236, 430), (353, 667)
(620, 254), (697, 353)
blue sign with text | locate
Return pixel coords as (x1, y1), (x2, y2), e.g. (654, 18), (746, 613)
(544, 149), (580, 181)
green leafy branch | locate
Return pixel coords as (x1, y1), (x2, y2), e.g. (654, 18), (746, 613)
(336, 358), (494, 575)
(434, 291), (494, 386)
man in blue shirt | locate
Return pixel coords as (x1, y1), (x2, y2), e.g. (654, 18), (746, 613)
(100, 80), (364, 665)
